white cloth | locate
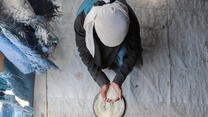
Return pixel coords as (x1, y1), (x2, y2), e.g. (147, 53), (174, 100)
(103, 0), (110, 3)
(83, 0), (129, 57)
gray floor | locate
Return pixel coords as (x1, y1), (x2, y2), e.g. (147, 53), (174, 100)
(33, 0), (208, 117)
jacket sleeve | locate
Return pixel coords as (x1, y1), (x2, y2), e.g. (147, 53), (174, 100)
(113, 10), (143, 87)
(74, 11), (110, 88)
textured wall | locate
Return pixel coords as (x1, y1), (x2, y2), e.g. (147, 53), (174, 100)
(33, 0), (208, 117)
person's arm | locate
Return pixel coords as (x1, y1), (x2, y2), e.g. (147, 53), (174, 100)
(74, 11), (110, 88)
(112, 10), (143, 87)
(0, 51), (4, 72)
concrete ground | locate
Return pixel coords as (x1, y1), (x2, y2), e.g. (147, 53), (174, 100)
(33, 0), (208, 117)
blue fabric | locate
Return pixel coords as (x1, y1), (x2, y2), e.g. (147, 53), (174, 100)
(0, 33), (34, 74)
(77, 0), (98, 16)
(0, 1), (59, 116)
(0, 23), (58, 74)
(111, 44), (127, 73)
(77, 0), (128, 16)
(0, 58), (34, 117)
(117, 44), (127, 67)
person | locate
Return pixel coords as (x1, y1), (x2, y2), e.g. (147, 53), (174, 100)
(74, 0), (143, 103)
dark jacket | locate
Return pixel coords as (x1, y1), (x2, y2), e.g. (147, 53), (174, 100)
(74, 2), (143, 87)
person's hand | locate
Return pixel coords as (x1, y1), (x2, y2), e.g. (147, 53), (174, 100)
(111, 82), (122, 102)
(101, 83), (112, 102)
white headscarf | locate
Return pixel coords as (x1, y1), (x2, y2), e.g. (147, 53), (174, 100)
(84, 0), (129, 57)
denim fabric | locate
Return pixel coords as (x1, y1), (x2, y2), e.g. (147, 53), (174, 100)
(0, 58), (35, 117)
(0, 1), (59, 116)
(0, 22), (58, 74)
(0, 32), (34, 74)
